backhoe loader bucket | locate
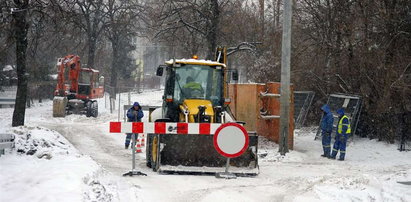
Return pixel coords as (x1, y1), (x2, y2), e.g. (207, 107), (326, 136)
(53, 96), (67, 117)
(146, 132), (259, 175)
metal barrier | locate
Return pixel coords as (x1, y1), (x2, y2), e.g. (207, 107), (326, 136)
(294, 91), (315, 129)
(0, 98), (16, 108)
(0, 86), (17, 108)
(315, 94), (362, 140)
(0, 133), (15, 156)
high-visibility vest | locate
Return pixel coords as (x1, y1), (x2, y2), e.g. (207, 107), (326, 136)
(184, 82), (203, 91)
(338, 115), (351, 134)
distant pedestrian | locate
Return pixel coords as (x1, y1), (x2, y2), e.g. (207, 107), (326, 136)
(320, 104), (334, 157)
(125, 102), (144, 149)
(330, 108), (351, 160)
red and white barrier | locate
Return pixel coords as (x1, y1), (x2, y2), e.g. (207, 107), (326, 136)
(141, 134), (145, 146)
(109, 122), (222, 135)
(135, 139), (142, 153)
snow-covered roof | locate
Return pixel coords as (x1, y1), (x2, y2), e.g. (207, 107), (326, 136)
(3, 65), (14, 72)
(49, 74), (58, 80)
(165, 59), (226, 67)
(81, 68), (99, 73)
(90, 68), (99, 73)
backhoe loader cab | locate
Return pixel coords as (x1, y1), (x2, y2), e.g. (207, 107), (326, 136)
(160, 60), (225, 122)
(147, 57), (259, 175)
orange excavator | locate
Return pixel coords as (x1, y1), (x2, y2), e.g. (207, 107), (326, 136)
(52, 55), (104, 117)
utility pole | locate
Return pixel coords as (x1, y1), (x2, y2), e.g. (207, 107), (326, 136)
(279, 0), (292, 155)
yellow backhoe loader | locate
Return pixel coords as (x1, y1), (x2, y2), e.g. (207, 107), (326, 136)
(146, 48), (258, 175)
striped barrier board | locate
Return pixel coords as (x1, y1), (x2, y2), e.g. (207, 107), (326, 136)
(110, 122), (222, 135)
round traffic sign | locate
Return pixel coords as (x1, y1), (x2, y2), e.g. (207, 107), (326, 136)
(213, 123), (249, 158)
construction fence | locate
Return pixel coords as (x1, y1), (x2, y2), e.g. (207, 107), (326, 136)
(315, 94), (362, 140)
(294, 91), (315, 129)
(228, 82), (294, 149)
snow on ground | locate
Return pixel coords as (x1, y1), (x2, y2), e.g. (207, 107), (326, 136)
(0, 93), (144, 202)
(0, 126), (140, 202)
(1, 89), (411, 202)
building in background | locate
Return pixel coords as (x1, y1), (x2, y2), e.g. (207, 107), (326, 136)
(131, 37), (171, 90)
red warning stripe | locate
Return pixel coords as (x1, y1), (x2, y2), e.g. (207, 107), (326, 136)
(177, 123), (188, 134)
(110, 122), (121, 133)
(154, 122), (166, 134)
(109, 122), (222, 135)
(199, 123), (210, 135)
(132, 122), (144, 133)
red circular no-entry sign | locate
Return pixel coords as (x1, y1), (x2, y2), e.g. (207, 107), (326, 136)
(213, 123), (249, 158)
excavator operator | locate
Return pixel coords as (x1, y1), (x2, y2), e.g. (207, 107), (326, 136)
(182, 76), (204, 98)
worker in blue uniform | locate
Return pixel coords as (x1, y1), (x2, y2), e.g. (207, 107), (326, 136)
(125, 102), (144, 149)
(320, 104), (334, 157)
(330, 108), (351, 160)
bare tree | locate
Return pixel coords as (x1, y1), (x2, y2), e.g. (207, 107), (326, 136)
(150, 0), (224, 59)
(0, 2), (15, 87)
(1, 0), (410, 142)
(58, 0), (107, 68)
(104, 0), (145, 93)
(11, 0), (29, 127)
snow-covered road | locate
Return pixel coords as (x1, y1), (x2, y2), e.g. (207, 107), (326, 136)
(1, 90), (411, 202)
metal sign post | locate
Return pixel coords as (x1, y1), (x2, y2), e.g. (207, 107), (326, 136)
(217, 157), (236, 179)
(118, 89), (121, 122)
(123, 133), (147, 176)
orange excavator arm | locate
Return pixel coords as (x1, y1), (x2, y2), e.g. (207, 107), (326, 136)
(56, 55), (81, 95)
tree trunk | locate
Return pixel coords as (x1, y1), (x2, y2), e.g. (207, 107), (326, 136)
(12, 0), (29, 127)
(110, 35), (119, 97)
(136, 67), (142, 93)
(87, 33), (97, 68)
(259, 0), (265, 41)
(377, 1), (397, 114)
(273, 0), (281, 31)
(206, 0), (220, 60)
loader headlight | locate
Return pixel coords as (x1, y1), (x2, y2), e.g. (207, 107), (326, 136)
(224, 98), (231, 105)
(166, 95), (173, 102)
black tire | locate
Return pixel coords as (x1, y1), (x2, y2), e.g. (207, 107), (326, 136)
(146, 134), (160, 171)
(85, 101), (91, 117)
(146, 134), (153, 168)
(91, 101), (98, 117)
